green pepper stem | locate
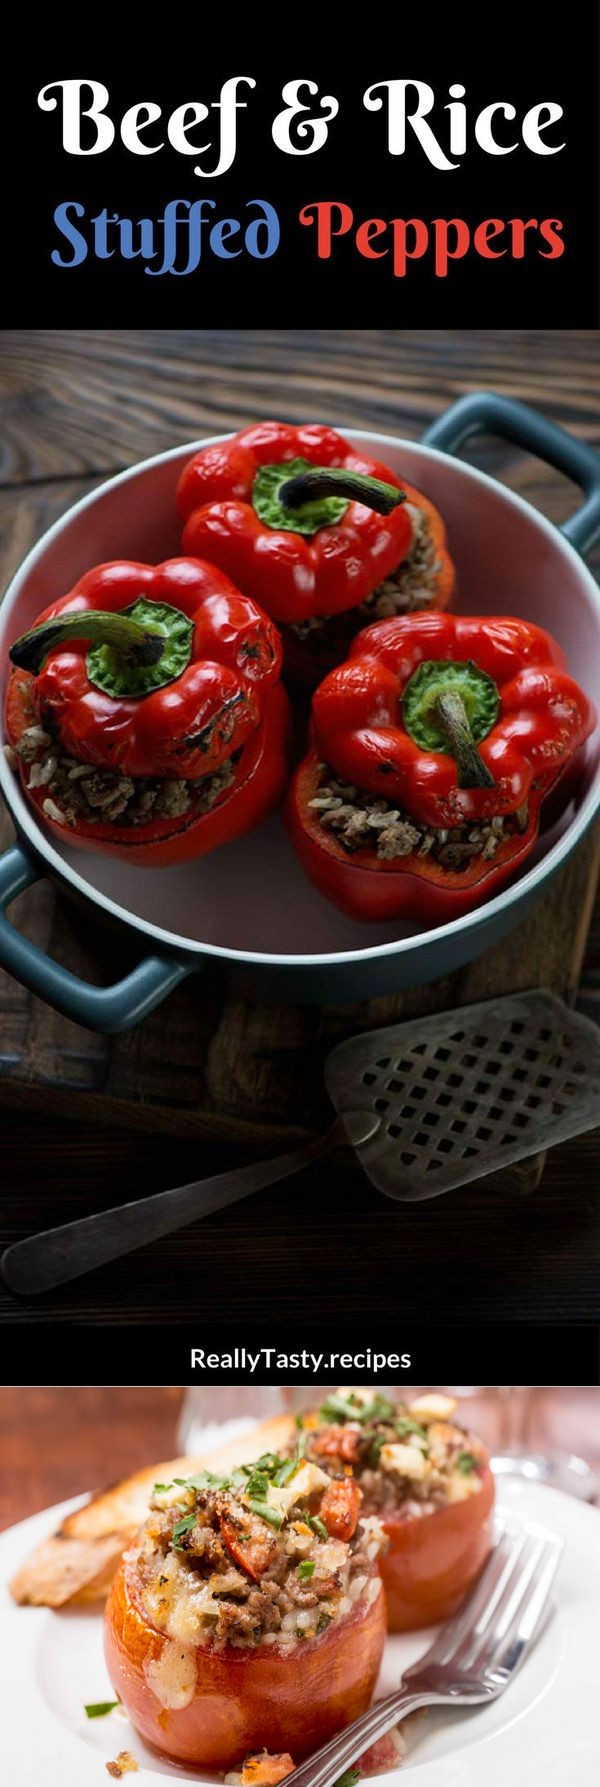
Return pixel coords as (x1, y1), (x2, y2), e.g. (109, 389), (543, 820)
(435, 688), (496, 789)
(279, 467), (406, 517)
(9, 609), (166, 677)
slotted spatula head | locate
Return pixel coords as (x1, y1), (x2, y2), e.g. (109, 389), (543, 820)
(325, 991), (600, 1202)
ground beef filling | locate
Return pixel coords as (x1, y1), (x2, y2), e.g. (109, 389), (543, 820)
(309, 764), (528, 868)
(134, 1480), (383, 1653)
(8, 723), (237, 829)
(288, 505), (441, 654)
(351, 1463), (463, 1515)
(297, 1399), (488, 1519)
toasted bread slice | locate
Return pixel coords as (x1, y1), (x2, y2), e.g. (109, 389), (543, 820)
(10, 1414), (296, 1609)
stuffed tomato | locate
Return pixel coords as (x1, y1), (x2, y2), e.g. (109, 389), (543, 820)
(293, 1390), (495, 1633)
(288, 611), (596, 921)
(5, 558), (292, 867)
(104, 1450), (387, 1768)
(177, 422), (455, 685)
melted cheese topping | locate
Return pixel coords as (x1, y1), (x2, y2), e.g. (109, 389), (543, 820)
(144, 1638), (197, 1710)
(266, 1460), (330, 1517)
(408, 1394), (458, 1423)
(380, 1443), (428, 1481)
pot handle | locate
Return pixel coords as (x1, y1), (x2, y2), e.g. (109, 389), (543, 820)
(423, 391), (600, 556)
(0, 839), (191, 1034)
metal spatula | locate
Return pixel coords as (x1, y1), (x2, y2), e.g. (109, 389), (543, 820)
(324, 989), (600, 1201)
(3, 991), (599, 1295)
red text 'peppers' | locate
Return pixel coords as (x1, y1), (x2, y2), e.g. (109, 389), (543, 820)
(288, 611), (596, 923)
(6, 558), (292, 866)
(176, 425), (454, 660)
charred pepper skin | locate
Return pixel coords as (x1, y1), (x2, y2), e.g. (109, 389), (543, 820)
(288, 612), (596, 923)
(177, 422), (418, 625)
(6, 557), (292, 867)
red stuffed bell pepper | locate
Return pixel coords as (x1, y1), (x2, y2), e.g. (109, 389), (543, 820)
(288, 610), (596, 923)
(294, 1390), (495, 1635)
(104, 1453), (387, 1769)
(177, 423), (454, 684)
(5, 558), (291, 867)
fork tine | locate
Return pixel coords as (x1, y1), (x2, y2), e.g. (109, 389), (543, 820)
(443, 1530), (536, 1673)
(462, 1531), (548, 1674)
(428, 1527), (526, 1666)
(483, 1534), (563, 1680)
(511, 1535), (563, 1643)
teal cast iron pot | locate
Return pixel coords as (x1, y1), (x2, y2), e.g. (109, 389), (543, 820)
(1, 393), (599, 1033)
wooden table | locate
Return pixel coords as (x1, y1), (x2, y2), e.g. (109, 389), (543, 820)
(1, 1386), (598, 1531)
(0, 330), (599, 1326)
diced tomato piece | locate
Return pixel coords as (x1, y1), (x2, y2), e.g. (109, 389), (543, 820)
(320, 1478), (362, 1541)
(240, 1752), (296, 1785)
(311, 1426), (362, 1463)
(358, 1732), (403, 1774)
(219, 1511), (279, 1581)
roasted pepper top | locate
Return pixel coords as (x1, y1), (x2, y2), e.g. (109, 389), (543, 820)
(295, 1390), (489, 1516)
(8, 558), (282, 781)
(177, 422), (413, 624)
(310, 612), (596, 829)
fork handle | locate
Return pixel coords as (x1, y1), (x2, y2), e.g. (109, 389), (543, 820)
(284, 1689), (437, 1787)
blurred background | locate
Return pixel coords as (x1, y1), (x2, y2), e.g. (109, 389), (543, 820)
(1, 1385), (599, 1530)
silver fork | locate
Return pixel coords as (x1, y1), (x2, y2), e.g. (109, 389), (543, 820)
(284, 1520), (563, 1787)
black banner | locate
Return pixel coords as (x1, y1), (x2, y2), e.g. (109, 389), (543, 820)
(7, 1323), (599, 1388)
(4, 14), (599, 327)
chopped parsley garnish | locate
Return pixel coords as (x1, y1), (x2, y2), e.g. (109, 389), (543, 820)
(334, 1771), (361, 1787)
(242, 1448), (307, 1499)
(192, 1467), (247, 1491)
(172, 1513), (196, 1548)
(247, 1499), (283, 1530)
(364, 1432), (386, 1468)
(456, 1451), (477, 1474)
(157, 1445), (325, 1549)
(320, 1392), (396, 1426)
(395, 1416), (428, 1443)
(156, 1465), (249, 1498)
(244, 1467), (271, 1500)
(273, 1455), (300, 1486)
(306, 1512), (328, 1541)
(297, 1559), (316, 1580)
(84, 1701), (121, 1720)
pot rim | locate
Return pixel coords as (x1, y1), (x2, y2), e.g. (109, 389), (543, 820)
(1, 425), (599, 969)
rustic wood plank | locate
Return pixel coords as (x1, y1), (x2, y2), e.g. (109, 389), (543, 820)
(1, 331), (599, 517)
(1, 1101), (599, 1325)
(1, 794), (597, 1145)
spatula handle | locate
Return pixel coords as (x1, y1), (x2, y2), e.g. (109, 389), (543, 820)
(1, 1122), (345, 1297)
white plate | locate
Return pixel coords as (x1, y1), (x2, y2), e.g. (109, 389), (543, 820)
(2, 1477), (598, 1785)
